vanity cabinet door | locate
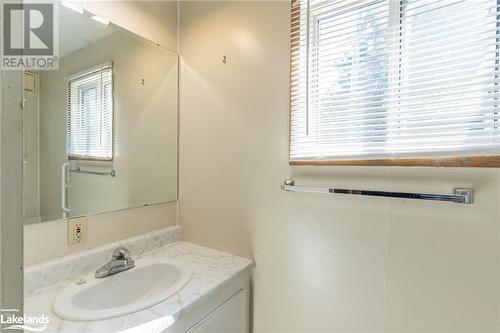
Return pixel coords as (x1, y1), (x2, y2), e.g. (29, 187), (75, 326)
(185, 289), (248, 333)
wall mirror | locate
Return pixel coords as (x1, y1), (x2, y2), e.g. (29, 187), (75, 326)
(23, 4), (178, 224)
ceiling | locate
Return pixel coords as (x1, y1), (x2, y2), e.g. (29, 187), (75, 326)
(59, 6), (115, 58)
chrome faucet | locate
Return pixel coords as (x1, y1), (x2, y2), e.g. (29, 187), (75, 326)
(95, 247), (135, 278)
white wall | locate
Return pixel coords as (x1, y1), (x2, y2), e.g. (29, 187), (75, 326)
(23, 0), (179, 265)
(1, 69), (24, 314)
(178, 1), (500, 331)
(24, 201), (176, 265)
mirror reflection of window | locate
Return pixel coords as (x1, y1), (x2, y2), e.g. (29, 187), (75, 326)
(22, 8), (179, 224)
(67, 65), (113, 161)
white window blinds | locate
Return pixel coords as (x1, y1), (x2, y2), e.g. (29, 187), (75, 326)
(290, 0), (500, 162)
(67, 65), (113, 160)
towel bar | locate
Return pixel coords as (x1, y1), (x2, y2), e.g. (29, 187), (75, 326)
(281, 179), (473, 204)
(69, 167), (116, 177)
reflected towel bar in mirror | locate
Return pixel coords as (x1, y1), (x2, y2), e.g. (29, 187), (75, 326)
(69, 167), (116, 177)
(281, 179), (473, 204)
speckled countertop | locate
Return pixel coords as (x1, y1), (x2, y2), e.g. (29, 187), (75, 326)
(24, 226), (253, 333)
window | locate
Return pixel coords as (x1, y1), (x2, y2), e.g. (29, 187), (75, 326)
(67, 64), (113, 160)
(290, 0), (500, 166)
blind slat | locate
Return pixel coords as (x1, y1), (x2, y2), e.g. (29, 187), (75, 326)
(289, 0), (500, 161)
(67, 65), (113, 160)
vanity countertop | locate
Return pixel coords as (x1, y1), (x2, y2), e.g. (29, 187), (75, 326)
(25, 232), (253, 333)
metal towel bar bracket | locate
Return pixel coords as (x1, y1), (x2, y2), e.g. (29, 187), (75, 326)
(281, 179), (474, 204)
(69, 167), (116, 177)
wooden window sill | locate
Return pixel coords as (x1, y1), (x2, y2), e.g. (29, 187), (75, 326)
(68, 156), (113, 162)
(289, 156), (500, 167)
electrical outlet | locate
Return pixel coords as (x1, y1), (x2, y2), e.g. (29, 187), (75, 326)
(68, 217), (88, 245)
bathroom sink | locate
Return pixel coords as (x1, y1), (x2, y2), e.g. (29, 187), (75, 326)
(53, 258), (192, 321)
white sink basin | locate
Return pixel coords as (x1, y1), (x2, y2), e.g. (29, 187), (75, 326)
(53, 258), (192, 321)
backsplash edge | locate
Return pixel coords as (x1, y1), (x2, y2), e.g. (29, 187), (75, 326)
(24, 225), (181, 295)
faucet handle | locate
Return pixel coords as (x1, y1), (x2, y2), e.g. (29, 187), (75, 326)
(112, 247), (132, 260)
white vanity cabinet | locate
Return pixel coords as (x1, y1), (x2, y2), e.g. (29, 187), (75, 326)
(186, 290), (247, 333)
(164, 271), (250, 333)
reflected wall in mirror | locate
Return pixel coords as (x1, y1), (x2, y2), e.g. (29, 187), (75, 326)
(23, 5), (178, 224)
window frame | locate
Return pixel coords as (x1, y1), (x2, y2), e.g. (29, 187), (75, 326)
(288, 0), (500, 167)
(66, 63), (114, 162)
